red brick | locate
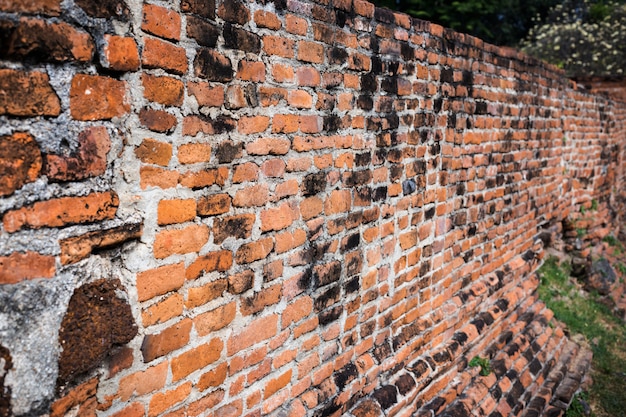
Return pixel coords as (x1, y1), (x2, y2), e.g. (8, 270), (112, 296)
(148, 382), (192, 417)
(182, 115), (236, 136)
(298, 41), (324, 63)
(296, 67), (321, 87)
(273, 63), (295, 83)
(246, 138), (291, 156)
(45, 127), (110, 182)
(50, 377), (97, 417)
(141, 318), (192, 362)
(237, 60), (266, 82)
(179, 167), (228, 189)
(264, 369), (293, 399)
(187, 390), (225, 417)
(188, 82), (224, 107)
(154, 224), (209, 259)
(176, 143), (211, 164)
(238, 115), (270, 134)
(236, 237), (274, 264)
(228, 270), (254, 294)
(282, 296), (313, 328)
(110, 403), (145, 417)
(103, 35), (140, 71)
(142, 4), (181, 41)
(186, 279), (227, 309)
(288, 90), (313, 109)
(0, 251), (55, 284)
(0, 132), (42, 197)
(142, 74), (184, 106)
(254, 10), (281, 29)
(227, 314), (278, 355)
(70, 74), (129, 121)
(135, 138), (172, 166)
(197, 363), (228, 391)
(171, 339), (223, 380)
(139, 108), (177, 133)
(136, 262), (186, 302)
(260, 202), (299, 232)
(263, 36), (295, 58)
(157, 199), (196, 225)
(286, 14), (308, 35)
(0, 0), (61, 15)
(233, 184), (269, 207)
(197, 194), (231, 216)
(273, 114), (299, 133)
(3, 191), (118, 233)
(186, 250), (233, 280)
(325, 189), (351, 215)
(300, 196), (324, 220)
(275, 229), (307, 254)
(142, 294), (184, 327)
(118, 361), (168, 401)
(233, 162), (259, 183)
(194, 302), (236, 335)
(140, 166), (179, 189)
(142, 37), (188, 75)
(0, 69), (60, 116)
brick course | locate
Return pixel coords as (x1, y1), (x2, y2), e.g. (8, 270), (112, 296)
(0, 0), (623, 416)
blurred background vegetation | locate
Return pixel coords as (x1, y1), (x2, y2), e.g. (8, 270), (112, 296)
(369, 0), (626, 77)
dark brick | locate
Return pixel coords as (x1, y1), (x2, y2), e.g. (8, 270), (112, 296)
(334, 363), (358, 390)
(395, 373), (416, 396)
(215, 141), (243, 164)
(0, 132), (41, 197)
(139, 108), (177, 133)
(223, 24), (261, 53)
(217, 0), (249, 25)
(194, 48), (233, 82)
(372, 385), (397, 410)
(57, 279), (137, 385)
(186, 15), (220, 47)
(181, 0), (215, 19)
(0, 345), (12, 417)
(75, 0), (130, 20)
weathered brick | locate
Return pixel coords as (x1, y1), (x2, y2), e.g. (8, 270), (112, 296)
(50, 377), (97, 417)
(118, 361), (168, 401)
(140, 109), (177, 133)
(111, 403), (145, 417)
(227, 314), (278, 355)
(237, 61), (266, 82)
(74, 0), (130, 20)
(223, 24), (261, 53)
(263, 36), (295, 58)
(194, 48), (233, 82)
(236, 237), (274, 264)
(0, 132), (42, 197)
(298, 40), (325, 63)
(142, 74), (184, 106)
(148, 382), (191, 417)
(197, 363), (228, 391)
(286, 14), (308, 35)
(135, 138), (172, 166)
(142, 4), (181, 41)
(0, 18), (94, 63)
(154, 224), (209, 259)
(188, 81), (224, 107)
(181, 0), (215, 19)
(142, 294), (184, 327)
(0, 251), (55, 284)
(238, 115), (270, 134)
(264, 369), (292, 399)
(0, 0), (61, 15)
(141, 318), (192, 362)
(186, 15), (220, 47)
(3, 191), (118, 233)
(70, 75), (129, 121)
(0, 69), (60, 116)
(186, 250), (233, 280)
(60, 223), (142, 265)
(136, 262), (186, 302)
(228, 270), (254, 294)
(45, 126), (110, 182)
(197, 194), (231, 216)
(185, 279), (227, 309)
(233, 184), (269, 207)
(142, 37), (188, 75)
(102, 35), (140, 71)
(255, 10), (281, 29)
(141, 166), (179, 189)
(260, 202), (299, 232)
(178, 143), (212, 164)
(194, 302), (236, 336)
(171, 339), (223, 380)
(217, 0), (250, 25)
(213, 214), (255, 244)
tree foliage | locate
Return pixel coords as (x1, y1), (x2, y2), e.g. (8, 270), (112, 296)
(521, 0), (626, 76)
(370, 0), (560, 46)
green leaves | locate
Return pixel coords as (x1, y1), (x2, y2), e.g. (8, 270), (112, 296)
(468, 356), (492, 376)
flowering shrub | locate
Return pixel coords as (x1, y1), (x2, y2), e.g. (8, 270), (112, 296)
(522, 0), (626, 76)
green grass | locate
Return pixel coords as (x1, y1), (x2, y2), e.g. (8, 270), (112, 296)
(603, 235), (624, 254)
(538, 256), (626, 417)
(469, 356), (492, 376)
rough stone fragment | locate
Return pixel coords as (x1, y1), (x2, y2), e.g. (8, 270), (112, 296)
(0, 132), (42, 197)
(59, 223), (142, 265)
(587, 258), (616, 295)
(57, 279), (137, 386)
(0, 345), (12, 417)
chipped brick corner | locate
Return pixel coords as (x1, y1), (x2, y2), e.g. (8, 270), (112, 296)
(0, 0), (623, 416)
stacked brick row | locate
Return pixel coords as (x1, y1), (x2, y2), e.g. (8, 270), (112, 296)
(0, 0), (623, 416)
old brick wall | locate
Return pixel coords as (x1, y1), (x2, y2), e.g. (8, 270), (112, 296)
(0, 0), (624, 416)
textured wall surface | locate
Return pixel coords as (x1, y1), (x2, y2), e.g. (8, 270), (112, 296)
(0, 0), (625, 416)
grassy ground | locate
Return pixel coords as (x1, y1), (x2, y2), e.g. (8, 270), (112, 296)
(537, 256), (626, 417)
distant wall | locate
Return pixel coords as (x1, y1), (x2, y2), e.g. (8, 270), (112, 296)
(0, 0), (624, 416)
